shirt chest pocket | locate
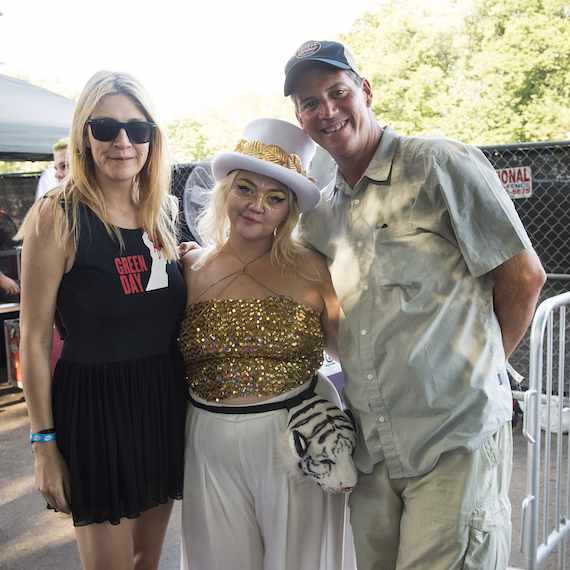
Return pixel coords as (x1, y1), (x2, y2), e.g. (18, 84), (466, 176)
(372, 223), (430, 287)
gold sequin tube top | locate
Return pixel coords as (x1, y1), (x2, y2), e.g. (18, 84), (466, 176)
(178, 298), (324, 401)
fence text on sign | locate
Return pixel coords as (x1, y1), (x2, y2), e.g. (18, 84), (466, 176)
(497, 166), (533, 199)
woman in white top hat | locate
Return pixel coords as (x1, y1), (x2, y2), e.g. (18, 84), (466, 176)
(178, 118), (356, 570)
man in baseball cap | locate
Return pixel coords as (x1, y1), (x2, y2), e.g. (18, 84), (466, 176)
(284, 40), (362, 97)
(284, 39), (546, 570)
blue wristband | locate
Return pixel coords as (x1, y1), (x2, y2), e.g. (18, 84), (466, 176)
(30, 431), (56, 443)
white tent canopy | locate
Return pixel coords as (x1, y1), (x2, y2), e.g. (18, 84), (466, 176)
(0, 73), (76, 161)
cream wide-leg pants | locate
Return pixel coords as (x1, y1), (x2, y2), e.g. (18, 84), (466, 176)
(180, 379), (356, 570)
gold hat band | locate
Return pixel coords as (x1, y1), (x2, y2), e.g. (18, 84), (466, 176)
(234, 139), (315, 182)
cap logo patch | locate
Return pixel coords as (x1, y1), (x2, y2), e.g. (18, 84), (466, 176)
(296, 41), (322, 60)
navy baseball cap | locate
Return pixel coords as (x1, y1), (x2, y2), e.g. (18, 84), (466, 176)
(284, 40), (362, 96)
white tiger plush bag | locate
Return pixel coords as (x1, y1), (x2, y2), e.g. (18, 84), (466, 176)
(277, 394), (358, 494)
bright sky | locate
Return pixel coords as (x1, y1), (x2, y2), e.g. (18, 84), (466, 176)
(0, 0), (381, 121)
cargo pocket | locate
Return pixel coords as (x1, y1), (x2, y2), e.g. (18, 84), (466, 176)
(464, 495), (511, 569)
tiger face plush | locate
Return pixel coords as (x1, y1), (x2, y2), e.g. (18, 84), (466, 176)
(277, 395), (358, 494)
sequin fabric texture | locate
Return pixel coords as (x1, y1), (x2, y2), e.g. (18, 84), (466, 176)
(178, 298), (324, 401)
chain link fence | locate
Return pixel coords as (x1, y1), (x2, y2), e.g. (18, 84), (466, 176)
(2, 140), (570, 389)
(479, 140), (570, 389)
(171, 163), (199, 242)
(0, 171), (40, 236)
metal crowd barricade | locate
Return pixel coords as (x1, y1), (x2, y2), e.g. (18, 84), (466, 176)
(521, 291), (570, 569)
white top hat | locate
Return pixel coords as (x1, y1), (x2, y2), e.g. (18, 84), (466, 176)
(211, 118), (320, 213)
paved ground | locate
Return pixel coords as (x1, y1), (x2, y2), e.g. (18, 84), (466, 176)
(0, 368), (569, 570)
(0, 371), (180, 570)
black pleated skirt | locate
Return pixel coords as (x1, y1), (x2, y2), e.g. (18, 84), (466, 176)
(51, 350), (188, 526)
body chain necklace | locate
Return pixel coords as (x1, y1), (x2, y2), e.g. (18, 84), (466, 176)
(181, 244), (322, 353)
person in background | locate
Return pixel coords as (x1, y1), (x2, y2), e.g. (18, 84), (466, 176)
(0, 270), (19, 296)
(35, 137), (69, 200)
(178, 118), (356, 570)
(17, 70), (187, 570)
(284, 40), (546, 569)
(52, 138), (70, 182)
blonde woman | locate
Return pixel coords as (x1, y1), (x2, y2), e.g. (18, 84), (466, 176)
(179, 119), (355, 570)
(17, 71), (187, 570)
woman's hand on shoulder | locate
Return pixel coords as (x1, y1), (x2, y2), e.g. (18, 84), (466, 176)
(178, 240), (201, 259)
(177, 241), (202, 270)
(178, 242), (202, 269)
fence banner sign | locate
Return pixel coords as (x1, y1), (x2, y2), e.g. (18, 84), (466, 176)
(495, 166), (533, 199)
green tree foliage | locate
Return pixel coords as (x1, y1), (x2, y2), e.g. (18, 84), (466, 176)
(183, 92), (296, 160)
(340, 0), (570, 144)
(164, 92), (295, 164)
(0, 160), (51, 174)
(164, 116), (219, 163)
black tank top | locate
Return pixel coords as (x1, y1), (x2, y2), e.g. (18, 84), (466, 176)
(57, 203), (186, 363)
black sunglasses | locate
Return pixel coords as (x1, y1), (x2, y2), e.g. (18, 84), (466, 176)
(87, 118), (156, 144)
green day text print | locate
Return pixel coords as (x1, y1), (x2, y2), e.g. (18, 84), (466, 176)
(114, 231), (168, 295)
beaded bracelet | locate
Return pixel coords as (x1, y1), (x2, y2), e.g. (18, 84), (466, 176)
(30, 428), (56, 443)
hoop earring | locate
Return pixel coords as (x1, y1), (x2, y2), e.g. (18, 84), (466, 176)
(273, 227), (278, 236)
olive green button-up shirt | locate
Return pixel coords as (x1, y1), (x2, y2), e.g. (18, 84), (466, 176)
(300, 126), (531, 478)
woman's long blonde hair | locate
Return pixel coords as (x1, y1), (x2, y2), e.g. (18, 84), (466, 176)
(194, 171), (310, 275)
(17, 70), (178, 261)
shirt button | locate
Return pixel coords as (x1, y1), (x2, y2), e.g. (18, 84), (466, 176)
(361, 330), (367, 336)
(367, 374), (373, 380)
(379, 416), (385, 423)
(357, 241), (363, 247)
(354, 199), (360, 205)
(363, 284), (369, 291)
